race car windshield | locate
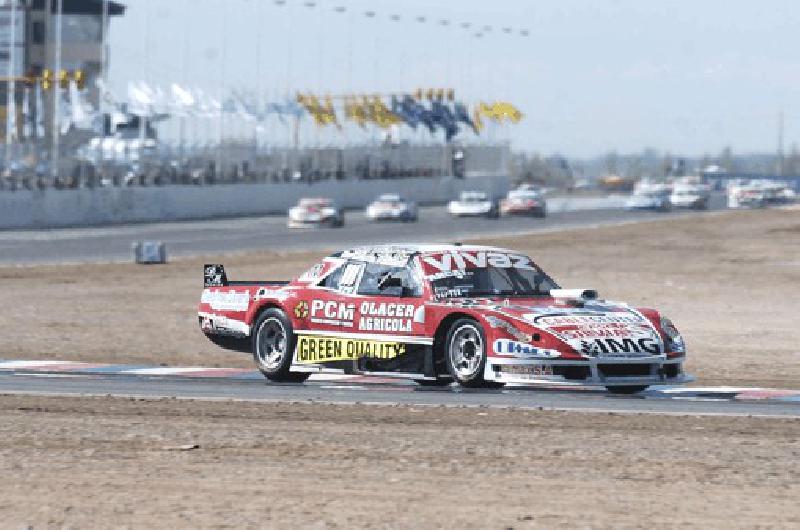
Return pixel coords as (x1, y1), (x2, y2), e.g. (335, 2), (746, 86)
(422, 252), (559, 298)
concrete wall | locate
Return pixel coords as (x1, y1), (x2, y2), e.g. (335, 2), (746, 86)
(0, 176), (513, 229)
(0, 176), (632, 230)
(547, 195), (628, 213)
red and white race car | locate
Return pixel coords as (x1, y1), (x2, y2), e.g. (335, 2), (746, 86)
(198, 244), (691, 393)
(287, 197), (345, 228)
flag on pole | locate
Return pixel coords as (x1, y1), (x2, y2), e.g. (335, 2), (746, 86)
(6, 86), (17, 143)
(21, 86), (31, 139)
(35, 83), (45, 139)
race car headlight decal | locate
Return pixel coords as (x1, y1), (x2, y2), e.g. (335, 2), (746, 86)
(660, 316), (685, 353)
(484, 316), (532, 343)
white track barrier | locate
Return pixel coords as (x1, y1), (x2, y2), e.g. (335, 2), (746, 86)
(0, 178), (626, 229)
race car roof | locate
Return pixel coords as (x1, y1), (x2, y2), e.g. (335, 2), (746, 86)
(335, 243), (512, 263)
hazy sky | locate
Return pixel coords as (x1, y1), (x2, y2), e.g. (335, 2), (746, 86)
(109, 0), (799, 156)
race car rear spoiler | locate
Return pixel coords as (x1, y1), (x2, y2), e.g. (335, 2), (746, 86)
(204, 264), (228, 287)
(204, 264), (290, 288)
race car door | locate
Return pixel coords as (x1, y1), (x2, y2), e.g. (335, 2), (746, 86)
(352, 261), (427, 341)
(299, 260), (364, 333)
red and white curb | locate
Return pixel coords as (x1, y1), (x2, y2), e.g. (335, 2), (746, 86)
(1, 360), (799, 402)
(0, 360), (393, 383)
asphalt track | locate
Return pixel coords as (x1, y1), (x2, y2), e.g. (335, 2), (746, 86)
(1, 369), (799, 418)
(0, 196), (726, 265)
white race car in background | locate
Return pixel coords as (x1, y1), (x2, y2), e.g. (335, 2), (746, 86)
(447, 191), (499, 219)
(727, 180), (796, 209)
(365, 193), (418, 222)
(287, 197), (345, 228)
(670, 184), (710, 210)
(625, 187), (672, 212)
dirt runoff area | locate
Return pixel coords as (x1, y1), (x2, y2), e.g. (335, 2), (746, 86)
(0, 394), (797, 528)
(1, 208), (799, 388)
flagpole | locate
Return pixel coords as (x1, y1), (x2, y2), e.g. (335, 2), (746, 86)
(99, 0), (108, 179)
(6, 0), (17, 164)
(100, 0), (108, 107)
(179, 0), (189, 159)
(51, 0), (62, 184)
(254, 0), (262, 157)
(217, 6), (227, 183)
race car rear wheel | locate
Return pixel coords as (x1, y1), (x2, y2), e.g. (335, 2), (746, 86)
(444, 318), (501, 388)
(252, 308), (309, 383)
(605, 385), (649, 394)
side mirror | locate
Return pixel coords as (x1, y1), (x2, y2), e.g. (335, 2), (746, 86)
(378, 273), (403, 291)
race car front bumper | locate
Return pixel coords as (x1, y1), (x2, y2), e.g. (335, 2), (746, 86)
(484, 356), (692, 387)
(367, 210), (408, 220)
(501, 206), (545, 216)
(288, 217), (331, 228)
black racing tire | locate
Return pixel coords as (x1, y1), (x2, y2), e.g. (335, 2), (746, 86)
(605, 385), (649, 394)
(252, 308), (309, 383)
(443, 318), (503, 388)
(325, 216), (345, 228)
(414, 378), (453, 387)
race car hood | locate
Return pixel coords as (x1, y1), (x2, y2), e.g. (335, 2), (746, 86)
(449, 201), (492, 212)
(443, 297), (665, 357)
(289, 206), (336, 220)
(369, 201), (405, 210)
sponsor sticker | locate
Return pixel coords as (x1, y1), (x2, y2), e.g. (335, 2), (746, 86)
(528, 314), (644, 326)
(493, 339), (560, 358)
(579, 337), (661, 357)
(421, 251), (536, 272)
(522, 309), (663, 357)
(298, 263), (326, 282)
(501, 364), (554, 376)
(294, 301), (309, 319)
(200, 289), (250, 312)
(255, 288), (290, 302)
(294, 336), (406, 364)
(358, 301), (417, 332)
(310, 300), (356, 327)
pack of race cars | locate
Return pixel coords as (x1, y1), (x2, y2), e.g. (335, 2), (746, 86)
(286, 177), (795, 228)
(287, 186), (547, 228)
(198, 244), (692, 393)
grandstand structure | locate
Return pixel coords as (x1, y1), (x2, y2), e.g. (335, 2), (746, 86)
(0, 1), (517, 192)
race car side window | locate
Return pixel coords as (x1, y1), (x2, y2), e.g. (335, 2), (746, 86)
(357, 263), (422, 297)
(319, 261), (364, 295)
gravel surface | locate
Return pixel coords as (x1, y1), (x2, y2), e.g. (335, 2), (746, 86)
(1, 395), (798, 528)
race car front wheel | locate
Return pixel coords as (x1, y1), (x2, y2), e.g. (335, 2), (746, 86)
(252, 308), (309, 383)
(444, 318), (502, 388)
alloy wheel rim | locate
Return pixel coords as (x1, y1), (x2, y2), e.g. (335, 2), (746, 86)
(449, 324), (483, 378)
(257, 318), (287, 370)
